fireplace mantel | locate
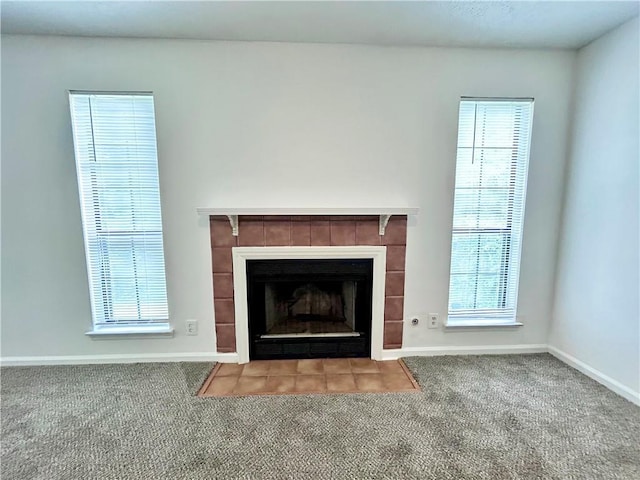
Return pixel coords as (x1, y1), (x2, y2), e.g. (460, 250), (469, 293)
(197, 207), (419, 236)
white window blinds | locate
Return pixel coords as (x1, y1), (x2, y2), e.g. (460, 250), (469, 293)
(447, 98), (534, 324)
(69, 92), (169, 329)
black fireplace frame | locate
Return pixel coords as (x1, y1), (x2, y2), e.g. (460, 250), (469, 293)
(246, 258), (373, 360)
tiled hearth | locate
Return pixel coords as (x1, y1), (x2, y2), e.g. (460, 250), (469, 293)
(198, 358), (420, 397)
(209, 214), (408, 355)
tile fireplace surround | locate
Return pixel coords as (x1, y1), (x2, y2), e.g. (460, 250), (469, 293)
(205, 210), (414, 361)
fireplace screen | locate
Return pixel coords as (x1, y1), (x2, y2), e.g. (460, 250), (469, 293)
(246, 259), (373, 359)
(264, 281), (358, 337)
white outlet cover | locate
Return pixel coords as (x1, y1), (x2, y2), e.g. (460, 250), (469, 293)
(185, 319), (198, 336)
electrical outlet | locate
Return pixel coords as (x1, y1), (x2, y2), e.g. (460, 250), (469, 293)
(427, 313), (439, 329)
(185, 319), (198, 336)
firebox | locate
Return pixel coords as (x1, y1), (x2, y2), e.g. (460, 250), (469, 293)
(246, 258), (373, 360)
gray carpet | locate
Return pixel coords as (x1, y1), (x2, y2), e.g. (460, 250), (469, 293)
(1, 354), (638, 479)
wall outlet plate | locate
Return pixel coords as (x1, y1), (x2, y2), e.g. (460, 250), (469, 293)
(185, 319), (198, 336)
(427, 313), (439, 329)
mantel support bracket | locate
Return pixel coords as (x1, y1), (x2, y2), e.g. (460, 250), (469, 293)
(227, 215), (239, 236)
(379, 214), (392, 236)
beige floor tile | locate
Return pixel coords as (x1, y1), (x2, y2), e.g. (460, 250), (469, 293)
(242, 361), (271, 376)
(350, 358), (379, 374)
(376, 360), (405, 375)
(268, 360), (299, 376)
(381, 373), (415, 390)
(323, 358), (352, 374)
(265, 376), (296, 393)
(216, 363), (244, 377)
(204, 376), (239, 396)
(354, 373), (386, 392)
(326, 374), (357, 392)
(295, 375), (327, 392)
(233, 376), (269, 394)
(297, 359), (324, 375)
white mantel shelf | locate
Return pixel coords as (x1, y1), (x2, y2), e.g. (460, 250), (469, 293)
(197, 207), (419, 236)
(197, 207), (419, 216)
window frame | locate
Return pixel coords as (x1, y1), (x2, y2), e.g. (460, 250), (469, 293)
(68, 90), (172, 336)
(446, 97), (534, 328)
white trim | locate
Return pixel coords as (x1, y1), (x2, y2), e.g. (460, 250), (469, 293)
(382, 344), (548, 360)
(197, 207), (419, 216)
(445, 321), (524, 329)
(231, 246), (387, 364)
(548, 346), (640, 406)
(0, 352), (238, 367)
(86, 324), (174, 338)
(381, 348), (404, 360)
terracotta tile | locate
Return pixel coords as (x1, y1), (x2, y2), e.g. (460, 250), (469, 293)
(238, 220), (264, 246)
(214, 298), (235, 324)
(383, 321), (404, 347)
(198, 358), (421, 397)
(263, 215), (291, 222)
(294, 375), (327, 393)
(297, 359), (324, 375)
(381, 373), (414, 390)
(204, 376), (238, 396)
(268, 360), (299, 375)
(310, 221), (331, 246)
(382, 216), (407, 246)
(330, 220), (356, 245)
(326, 374), (357, 392)
(384, 297), (404, 322)
(385, 272), (405, 296)
(265, 221), (291, 246)
(233, 376), (269, 395)
(216, 363), (244, 377)
(265, 376), (296, 393)
(290, 216), (310, 222)
(354, 373), (386, 392)
(355, 220), (381, 245)
(217, 346), (235, 353)
(240, 215), (264, 221)
(212, 247), (233, 273)
(350, 358), (379, 374)
(210, 218), (237, 247)
(242, 361), (271, 376)
(376, 360), (405, 375)
(323, 358), (352, 374)
(215, 324), (235, 351)
(291, 221), (311, 246)
(213, 273), (234, 299)
(386, 245), (406, 272)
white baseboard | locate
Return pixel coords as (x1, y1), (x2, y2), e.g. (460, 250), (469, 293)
(0, 351), (239, 366)
(548, 346), (640, 406)
(382, 343), (547, 360)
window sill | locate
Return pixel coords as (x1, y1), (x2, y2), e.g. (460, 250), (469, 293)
(445, 320), (523, 329)
(86, 324), (174, 339)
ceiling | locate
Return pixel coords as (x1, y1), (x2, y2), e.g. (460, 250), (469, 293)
(1, 1), (639, 49)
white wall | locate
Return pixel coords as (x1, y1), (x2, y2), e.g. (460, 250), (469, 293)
(550, 18), (640, 397)
(1, 35), (574, 359)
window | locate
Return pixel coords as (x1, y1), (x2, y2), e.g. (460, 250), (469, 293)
(447, 98), (534, 326)
(69, 92), (169, 333)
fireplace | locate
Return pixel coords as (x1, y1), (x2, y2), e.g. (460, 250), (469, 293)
(203, 211), (414, 363)
(247, 259), (373, 359)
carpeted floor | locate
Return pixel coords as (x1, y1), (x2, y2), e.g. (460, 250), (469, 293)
(1, 354), (638, 479)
